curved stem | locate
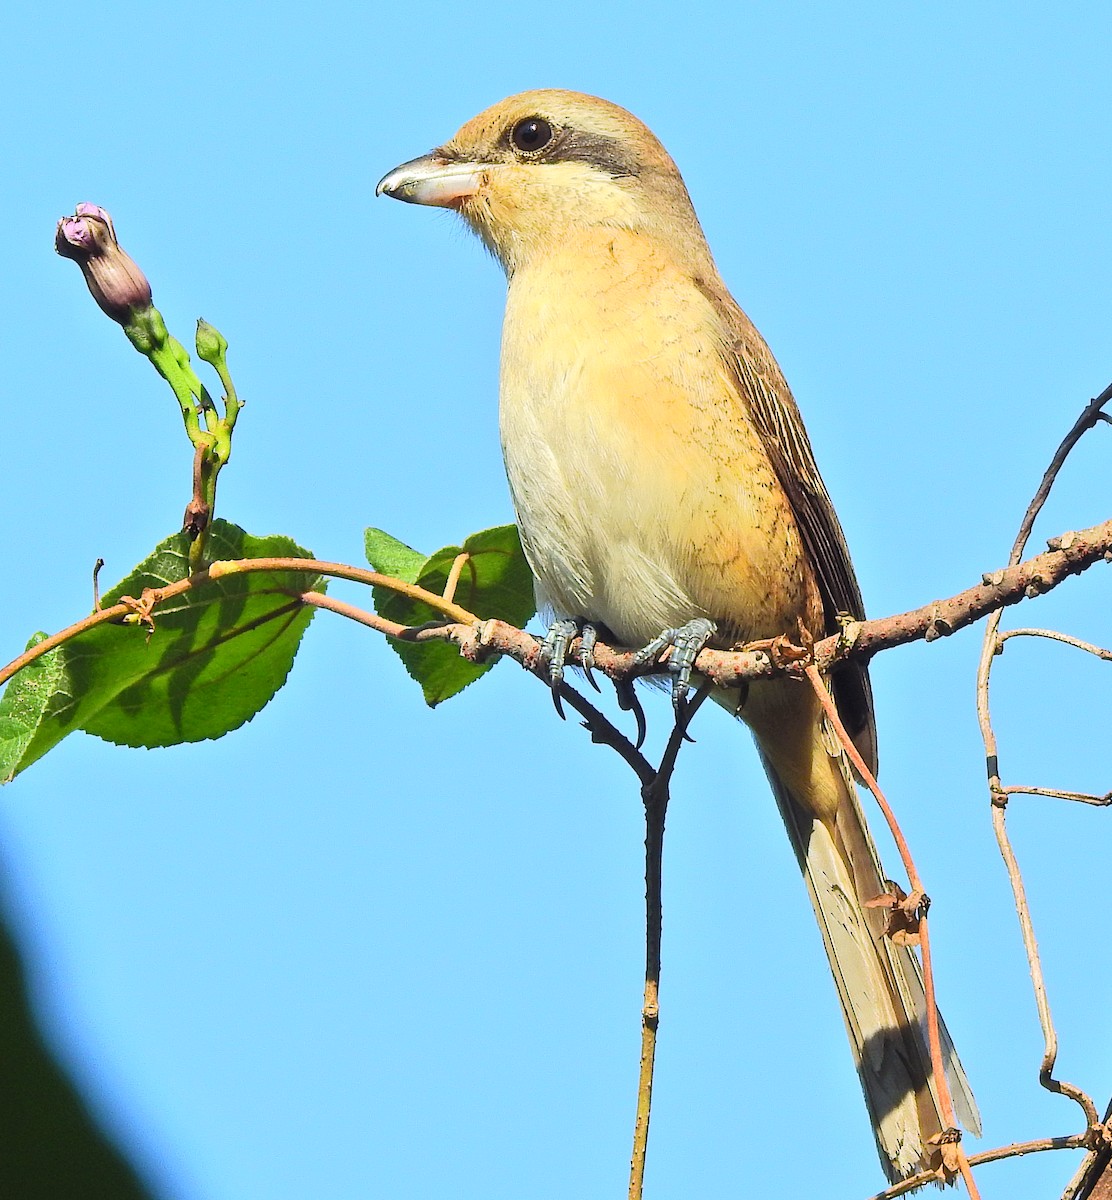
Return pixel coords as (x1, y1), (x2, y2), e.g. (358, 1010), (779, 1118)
(206, 557), (479, 623)
(0, 558), (479, 691)
(803, 665), (979, 1195)
(996, 628), (1112, 660)
(974, 388), (1111, 1130)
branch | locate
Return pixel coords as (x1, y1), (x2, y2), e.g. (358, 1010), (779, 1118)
(1062, 1098), (1112, 1200)
(5, 513), (1108, 700)
(443, 517), (1112, 688)
(869, 1132), (1090, 1200)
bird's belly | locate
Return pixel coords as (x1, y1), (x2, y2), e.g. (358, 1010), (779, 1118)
(502, 410), (708, 643)
(499, 262), (814, 649)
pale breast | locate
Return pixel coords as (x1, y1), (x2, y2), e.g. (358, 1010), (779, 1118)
(498, 231), (814, 649)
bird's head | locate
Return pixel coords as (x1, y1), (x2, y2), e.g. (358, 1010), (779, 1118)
(376, 89), (710, 274)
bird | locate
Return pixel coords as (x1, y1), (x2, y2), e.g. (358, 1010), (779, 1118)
(377, 89), (979, 1182)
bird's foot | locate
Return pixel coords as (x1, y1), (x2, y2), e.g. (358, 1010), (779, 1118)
(631, 617), (717, 713)
(538, 618), (600, 717)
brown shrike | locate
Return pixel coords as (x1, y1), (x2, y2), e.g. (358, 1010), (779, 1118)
(377, 89), (979, 1182)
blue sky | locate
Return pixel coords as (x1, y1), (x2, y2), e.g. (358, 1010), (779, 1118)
(2, 3), (1111, 1197)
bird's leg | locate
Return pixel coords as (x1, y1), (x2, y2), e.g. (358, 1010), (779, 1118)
(538, 617), (601, 716)
(631, 617), (717, 713)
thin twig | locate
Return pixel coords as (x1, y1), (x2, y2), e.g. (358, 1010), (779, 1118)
(997, 628), (1112, 660)
(1008, 383), (1112, 564)
(1061, 1096), (1112, 1200)
(549, 679), (655, 787)
(1002, 785), (1112, 807)
(803, 665), (980, 1197)
(0, 557), (480, 691)
(298, 591), (409, 639)
(869, 1132), (1089, 1200)
(628, 685), (709, 1200)
(987, 797), (1099, 1127)
(993, 629), (1112, 804)
(441, 552), (470, 606)
(206, 557), (479, 624)
(0, 600), (141, 689)
(92, 558), (105, 612)
(975, 388), (1111, 1134)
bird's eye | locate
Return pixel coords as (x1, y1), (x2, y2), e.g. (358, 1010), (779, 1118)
(510, 117), (553, 153)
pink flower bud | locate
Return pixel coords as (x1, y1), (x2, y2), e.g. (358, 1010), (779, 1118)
(55, 204), (153, 324)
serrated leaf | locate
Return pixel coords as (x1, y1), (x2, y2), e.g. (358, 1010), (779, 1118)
(0, 634), (64, 784)
(363, 528), (424, 583)
(365, 524), (535, 706)
(0, 520), (323, 780)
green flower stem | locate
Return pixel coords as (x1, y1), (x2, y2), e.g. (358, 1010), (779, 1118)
(125, 308), (216, 449)
(147, 340), (215, 446)
(196, 320), (241, 435)
(122, 309), (242, 572)
(58, 210), (244, 572)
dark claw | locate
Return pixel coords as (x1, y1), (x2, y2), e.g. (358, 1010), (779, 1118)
(668, 617), (717, 711)
(540, 618), (601, 718)
(631, 618), (717, 713)
(615, 679), (648, 751)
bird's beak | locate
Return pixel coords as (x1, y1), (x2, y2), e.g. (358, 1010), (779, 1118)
(375, 154), (485, 207)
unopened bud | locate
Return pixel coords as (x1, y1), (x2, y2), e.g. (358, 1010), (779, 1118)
(195, 319), (228, 364)
(55, 203), (153, 324)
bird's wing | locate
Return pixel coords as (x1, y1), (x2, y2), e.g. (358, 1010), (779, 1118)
(698, 276), (878, 773)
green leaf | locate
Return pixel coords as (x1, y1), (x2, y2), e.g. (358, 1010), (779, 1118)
(0, 520), (323, 780)
(0, 634), (65, 784)
(365, 524), (535, 706)
(363, 528), (425, 584)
